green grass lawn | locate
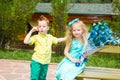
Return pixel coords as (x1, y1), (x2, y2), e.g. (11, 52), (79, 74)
(86, 53), (120, 68)
(0, 49), (120, 68)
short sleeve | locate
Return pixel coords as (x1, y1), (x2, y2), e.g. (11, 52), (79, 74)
(29, 35), (36, 45)
(49, 35), (58, 44)
(52, 37), (58, 44)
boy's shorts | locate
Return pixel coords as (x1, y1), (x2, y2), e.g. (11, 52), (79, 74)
(30, 60), (48, 80)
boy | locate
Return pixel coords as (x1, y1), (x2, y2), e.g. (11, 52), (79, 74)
(24, 15), (66, 80)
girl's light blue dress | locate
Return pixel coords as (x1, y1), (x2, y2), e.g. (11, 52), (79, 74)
(56, 38), (86, 80)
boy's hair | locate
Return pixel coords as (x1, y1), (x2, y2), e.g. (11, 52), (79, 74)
(38, 15), (49, 25)
(66, 20), (88, 45)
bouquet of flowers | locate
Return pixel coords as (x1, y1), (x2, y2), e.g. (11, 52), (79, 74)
(75, 20), (120, 67)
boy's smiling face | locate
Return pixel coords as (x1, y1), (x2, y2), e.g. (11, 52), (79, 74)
(37, 20), (49, 35)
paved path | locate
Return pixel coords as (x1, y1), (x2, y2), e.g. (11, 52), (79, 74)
(0, 59), (58, 80)
(0, 60), (99, 80)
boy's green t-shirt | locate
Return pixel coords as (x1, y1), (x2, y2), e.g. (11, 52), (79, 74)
(29, 33), (58, 64)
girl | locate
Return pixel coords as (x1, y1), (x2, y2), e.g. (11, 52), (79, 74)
(56, 18), (88, 80)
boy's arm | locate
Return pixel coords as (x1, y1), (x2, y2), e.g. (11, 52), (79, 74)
(23, 27), (38, 44)
(57, 37), (66, 42)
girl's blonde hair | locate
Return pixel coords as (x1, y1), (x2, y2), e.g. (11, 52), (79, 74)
(66, 20), (88, 45)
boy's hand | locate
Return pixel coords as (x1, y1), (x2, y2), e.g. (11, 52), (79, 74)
(31, 27), (38, 32)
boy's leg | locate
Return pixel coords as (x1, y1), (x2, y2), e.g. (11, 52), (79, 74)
(39, 64), (48, 80)
(30, 60), (41, 80)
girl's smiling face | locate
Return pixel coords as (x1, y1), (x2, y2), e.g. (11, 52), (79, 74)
(72, 23), (83, 40)
(37, 20), (49, 35)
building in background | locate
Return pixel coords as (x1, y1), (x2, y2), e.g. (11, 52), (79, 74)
(19, 2), (115, 49)
(30, 3), (114, 26)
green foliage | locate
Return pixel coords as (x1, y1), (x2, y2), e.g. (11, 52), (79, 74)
(50, 0), (70, 55)
(112, 0), (120, 23)
(87, 53), (120, 68)
(0, 0), (40, 49)
(111, 0), (120, 33)
(112, 0), (120, 12)
(68, 0), (112, 3)
(0, 49), (33, 60)
(50, 0), (69, 37)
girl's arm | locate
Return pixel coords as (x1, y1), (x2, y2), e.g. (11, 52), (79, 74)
(23, 27), (38, 44)
(64, 43), (80, 63)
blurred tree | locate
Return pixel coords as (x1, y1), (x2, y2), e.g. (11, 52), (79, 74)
(50, 0), (70, 55)
(110, 0), (120, 33)
(100, 0), (112, 3)
(41, 0), (51, 3)
(50, 0), (69, 37)
(40, 0), (112, 3)
(69, 0), (112, 3)
(112, 0), (120, 23)
(0, 0), (40, 49)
